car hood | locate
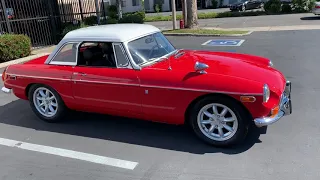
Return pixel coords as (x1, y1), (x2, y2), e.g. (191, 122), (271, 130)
(148, 50), (286, 93)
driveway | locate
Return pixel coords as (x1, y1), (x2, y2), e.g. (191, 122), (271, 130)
(0, 30), (320, 179)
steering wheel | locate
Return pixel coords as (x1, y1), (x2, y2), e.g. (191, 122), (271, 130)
(148, 45), (160, 59)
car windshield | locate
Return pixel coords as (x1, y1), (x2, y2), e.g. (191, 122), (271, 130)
(127, 32), (176, 65)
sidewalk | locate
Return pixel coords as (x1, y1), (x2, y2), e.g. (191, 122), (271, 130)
(31, 45), (56, 55)
(204, 24), (320, 32)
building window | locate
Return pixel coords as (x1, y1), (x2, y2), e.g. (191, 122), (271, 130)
(132, 0), (140, 6)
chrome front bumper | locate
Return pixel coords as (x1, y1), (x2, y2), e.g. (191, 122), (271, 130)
(254, 81), (292, 127)
(1, 87), (11, 94)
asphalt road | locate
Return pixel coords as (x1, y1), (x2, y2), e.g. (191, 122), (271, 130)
(1, 30), (320, 180)
(145, 8), (230, 16)
(146, 13), (320, 29)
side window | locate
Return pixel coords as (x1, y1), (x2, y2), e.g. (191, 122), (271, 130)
(77, 41), (117, 68)
(51, 43), (78, 64)
(113, 44), (130, 67)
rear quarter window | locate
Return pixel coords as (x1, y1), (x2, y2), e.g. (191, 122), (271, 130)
(51, 43), (78, 63)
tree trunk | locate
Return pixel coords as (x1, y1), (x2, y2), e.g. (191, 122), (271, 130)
(117, 0), (123, 20)
(186, 0), (198, 29)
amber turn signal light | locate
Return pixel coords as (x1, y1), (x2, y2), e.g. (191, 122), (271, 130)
(240, 96), (256, 102)
(270, 106), (280, 117)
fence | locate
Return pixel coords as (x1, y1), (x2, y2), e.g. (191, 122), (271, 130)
(0, 0), (107, 48)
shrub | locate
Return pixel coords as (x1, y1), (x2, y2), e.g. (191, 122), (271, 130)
(264, 0), (282, 13)
(83, 15), (98, 25)
(212, 0), (218, 8)
(281, 4), (292, 13)
(61, 23), (89, 37)
(0, 34), (31, 62)
(124, 11), (146, 19)
(154, 3), (162, 12)
(108, 5), (118, 19)
(307, 0), (316, 11)
(101, 18), (118, 24)
(119, 13), (144, 23)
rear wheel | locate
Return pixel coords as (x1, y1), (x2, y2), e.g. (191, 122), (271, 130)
(189, 96), (250, 147)
(28, 84), (67, 123)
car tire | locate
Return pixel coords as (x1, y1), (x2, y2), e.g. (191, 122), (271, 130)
(189, 95), (250, 147)
(28, 84), (67, 123)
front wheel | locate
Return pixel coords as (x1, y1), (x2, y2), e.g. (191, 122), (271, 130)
(28, 84), (67, 123)
(190, 96), (250, 147)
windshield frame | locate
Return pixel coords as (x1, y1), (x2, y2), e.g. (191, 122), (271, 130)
(124, 32), (177, 68)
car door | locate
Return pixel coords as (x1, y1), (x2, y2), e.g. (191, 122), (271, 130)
(71, 42), (142, 117)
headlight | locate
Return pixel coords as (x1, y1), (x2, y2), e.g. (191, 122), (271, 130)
(263, 84), (270, 103)
(269, 60), (273, 67)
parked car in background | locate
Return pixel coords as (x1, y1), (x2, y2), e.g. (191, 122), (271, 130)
(229, 0), (264, 11)
(1, 24), (292, 147)
(312, 1), (320, 15)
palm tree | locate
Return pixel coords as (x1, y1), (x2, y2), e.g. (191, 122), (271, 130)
(186, 0), (199, 29)
(117, 0), (123, 19)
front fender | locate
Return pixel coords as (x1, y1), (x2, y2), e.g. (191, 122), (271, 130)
(183, 73), (279, 118)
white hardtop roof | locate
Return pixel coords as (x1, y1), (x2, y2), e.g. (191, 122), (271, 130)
(63, 23), (161, 42)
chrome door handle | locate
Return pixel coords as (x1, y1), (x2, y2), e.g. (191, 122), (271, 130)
(73, 72), (86, 76)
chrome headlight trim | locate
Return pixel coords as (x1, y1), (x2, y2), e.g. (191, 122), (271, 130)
(263, 84), (270, 103)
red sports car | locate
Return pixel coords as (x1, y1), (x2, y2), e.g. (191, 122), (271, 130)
(1, 24), (292, 147)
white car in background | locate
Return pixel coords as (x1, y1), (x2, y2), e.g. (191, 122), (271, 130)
(312, 1), (320, 15)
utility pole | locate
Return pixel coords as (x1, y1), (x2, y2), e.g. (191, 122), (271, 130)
(95, 0), (100, 24)
(171, 0), (177, 29)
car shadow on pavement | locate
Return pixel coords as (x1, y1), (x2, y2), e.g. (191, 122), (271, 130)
(0, 100), (266, 155)
(300, 16), (320, 20)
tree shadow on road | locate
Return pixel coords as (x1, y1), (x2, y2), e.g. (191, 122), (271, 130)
(0, 100), (266, 155)
(300, 16), (320, 20)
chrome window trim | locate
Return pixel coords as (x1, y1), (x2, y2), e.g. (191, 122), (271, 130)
(112, 42), (132, 69)
(122, 41), (142, 70)
(47, 41), (81, 66)
(122, 31), (177, 70)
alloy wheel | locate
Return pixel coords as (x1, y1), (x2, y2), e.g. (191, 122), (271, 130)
(33, 87), (58, 118)
(197, 103), (238, 141)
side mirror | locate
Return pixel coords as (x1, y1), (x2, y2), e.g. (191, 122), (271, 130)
(194, 61), (209, 74)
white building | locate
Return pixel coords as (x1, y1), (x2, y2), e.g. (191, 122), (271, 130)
(103, 0), (170, 13)
(103, 0), (229, 13)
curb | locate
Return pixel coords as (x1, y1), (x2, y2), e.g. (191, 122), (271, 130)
(163, 31), (253, 37)
(0, 53), (50, 68)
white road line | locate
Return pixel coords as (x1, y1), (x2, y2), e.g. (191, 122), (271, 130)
(0, 137), (138, 170)
(201, 40), (212, 46)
